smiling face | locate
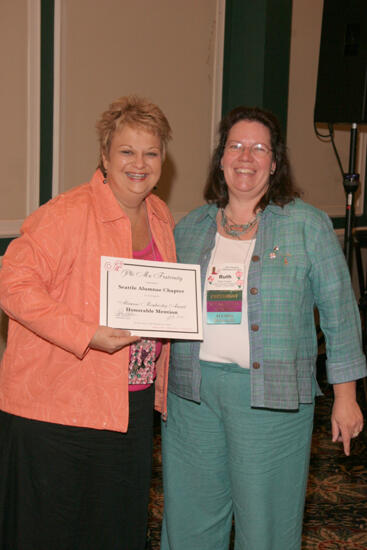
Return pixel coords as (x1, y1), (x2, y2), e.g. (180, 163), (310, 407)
(102, 124), (163, 208)
(221, 120), (276, 205)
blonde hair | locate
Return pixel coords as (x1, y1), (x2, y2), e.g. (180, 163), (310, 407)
(96, 95), (172, 175)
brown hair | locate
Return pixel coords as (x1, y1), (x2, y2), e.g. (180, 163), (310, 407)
(96, 95), (172, 175)
(204, 106), (299, 209)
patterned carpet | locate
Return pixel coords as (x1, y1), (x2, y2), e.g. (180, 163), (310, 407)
(147, 359), (367, 549)
(302, 359), (367, 550)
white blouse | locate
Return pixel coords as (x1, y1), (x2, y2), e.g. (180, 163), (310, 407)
(199, 233), (255, 368)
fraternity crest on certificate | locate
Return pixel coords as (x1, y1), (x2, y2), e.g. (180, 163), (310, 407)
(100, 256), (203, 340)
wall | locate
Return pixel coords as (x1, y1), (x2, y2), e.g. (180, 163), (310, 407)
(0, 0), (29, 356)
(287, 0), (366, 217)
(0, 1), (28, 222)
(0, 0), (225, 355)
(56, 0), (224, 220)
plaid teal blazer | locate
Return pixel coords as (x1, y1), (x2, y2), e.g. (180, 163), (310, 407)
(168, 199), (367, 410)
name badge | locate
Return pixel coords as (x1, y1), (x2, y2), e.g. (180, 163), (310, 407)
(206, 264), (244, 324)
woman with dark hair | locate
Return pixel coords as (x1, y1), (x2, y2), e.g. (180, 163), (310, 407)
(160, 106), (366, 550)
(205, 106), (297, 209)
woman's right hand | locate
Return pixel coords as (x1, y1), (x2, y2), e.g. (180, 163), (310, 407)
(89, 326), (140, 354)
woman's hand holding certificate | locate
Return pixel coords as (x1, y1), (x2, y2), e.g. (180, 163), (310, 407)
(100, 257), (203, 340)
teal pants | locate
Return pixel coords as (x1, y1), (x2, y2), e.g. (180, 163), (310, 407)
(161, 361), (315, 550)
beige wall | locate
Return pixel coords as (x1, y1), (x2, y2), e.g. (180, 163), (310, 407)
(2, 0), (366, 226)
(57, 0), (222, 219)
(0, 0), (28, 220)
(0, 0), (224, 355)
(287, 0), (366, 217)
(0, 0), (29, 356)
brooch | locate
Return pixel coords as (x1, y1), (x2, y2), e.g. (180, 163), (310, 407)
(269, 246), (291, 264)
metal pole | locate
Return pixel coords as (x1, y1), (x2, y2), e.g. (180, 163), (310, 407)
(343, 123), (359, 269)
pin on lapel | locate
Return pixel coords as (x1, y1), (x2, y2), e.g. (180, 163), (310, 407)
(269, 246), (279, 259)
(269, 246), (291, 264)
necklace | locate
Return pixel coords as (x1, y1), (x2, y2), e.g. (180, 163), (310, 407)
(221, 208), (259, 238)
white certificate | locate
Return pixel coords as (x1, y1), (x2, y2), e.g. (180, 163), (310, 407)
(100, 256), (203, 340)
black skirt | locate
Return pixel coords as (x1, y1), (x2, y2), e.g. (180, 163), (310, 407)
(0, 385), (154, 550)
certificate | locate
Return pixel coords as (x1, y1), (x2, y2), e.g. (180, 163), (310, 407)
(100, 256), (203, 340)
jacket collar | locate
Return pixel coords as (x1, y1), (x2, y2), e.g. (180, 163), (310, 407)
(195, 200), (292, 225)
(265, 201), (292, 216)
(197, 203), (218, 223)
(90, 169), (170, 223)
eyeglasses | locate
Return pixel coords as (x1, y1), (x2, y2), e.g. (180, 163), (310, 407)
(225, 141), (272, 159)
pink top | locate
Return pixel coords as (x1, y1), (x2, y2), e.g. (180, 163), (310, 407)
(129, 239), (163, 391)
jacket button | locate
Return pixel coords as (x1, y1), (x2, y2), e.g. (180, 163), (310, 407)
(252, 255), (260, 262)
(252, 362), (261, 369)
(251, 324), (259, 332)
(250, 287), (258, 295)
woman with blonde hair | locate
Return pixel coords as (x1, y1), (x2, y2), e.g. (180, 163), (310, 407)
(0, 95), (175, 550)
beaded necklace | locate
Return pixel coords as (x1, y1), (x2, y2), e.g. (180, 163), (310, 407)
(220, 208), (260, 238)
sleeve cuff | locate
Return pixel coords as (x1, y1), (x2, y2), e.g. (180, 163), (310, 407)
(326, 356), (367, 385)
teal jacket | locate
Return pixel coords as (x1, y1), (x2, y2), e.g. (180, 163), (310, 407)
(169, 199), (367, 410)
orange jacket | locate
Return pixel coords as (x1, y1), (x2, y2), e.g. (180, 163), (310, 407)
(0, 170), (176, 432)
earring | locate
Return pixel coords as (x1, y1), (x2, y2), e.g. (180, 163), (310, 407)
(270, 169), (275, 175)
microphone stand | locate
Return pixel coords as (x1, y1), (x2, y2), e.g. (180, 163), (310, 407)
(345, 123), (367, 402)
(343, 123), (359, 269)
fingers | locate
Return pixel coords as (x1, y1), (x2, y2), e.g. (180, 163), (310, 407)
(108, 328), (133, 338)
(331, 396), (364, 456)
(105, 336), (140, 354)
(108, 328), (140, 345)
(331, 420), (351, 456)
(331, 418), (363, 456)
(89, 326), (140, 354)
(341, 428), (351, 457)
(339, 424), (363, 456)
(331, 416), (341, 443)
(351, 424), (363, 440)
